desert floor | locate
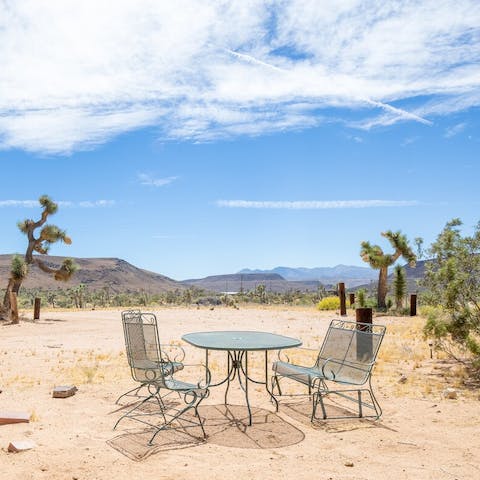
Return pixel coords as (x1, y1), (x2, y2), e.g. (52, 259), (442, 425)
(1, 306), (479, 480)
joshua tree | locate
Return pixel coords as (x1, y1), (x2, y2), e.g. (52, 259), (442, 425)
(360, 231), (416, 310)
(2, 195), (77, 323)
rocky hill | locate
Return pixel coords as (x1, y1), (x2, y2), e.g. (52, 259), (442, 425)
(0, 254), (182, 293)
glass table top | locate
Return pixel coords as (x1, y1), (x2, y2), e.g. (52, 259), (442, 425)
(182, 330), (302, 351)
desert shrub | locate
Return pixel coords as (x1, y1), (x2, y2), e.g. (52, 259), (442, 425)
(317, 296), (340, 311)
(356, 288), (366, 307)
(421, 218), (480, 373)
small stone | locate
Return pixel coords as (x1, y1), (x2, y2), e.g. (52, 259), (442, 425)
(443, 387), (458, 399)
(398, 374), (408, 384)
(344, 461), (354, 467)
(52, 385), (78, 398)
(8, 440), (36, 452)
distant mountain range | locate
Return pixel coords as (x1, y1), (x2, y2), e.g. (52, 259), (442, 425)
(0, 255), (428, 295)
(238, 264), (378, 287)
(181, 273), (328, 293)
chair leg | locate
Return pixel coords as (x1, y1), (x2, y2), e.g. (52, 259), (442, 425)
(271, 375), (282, 396)
(312, 392), (327, 421)
(115, 384), (145, 405)
(148, 392), (207, 446)
(113, 392), (157, 430)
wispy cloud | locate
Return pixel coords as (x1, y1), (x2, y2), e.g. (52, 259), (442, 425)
(444, 122), (467, 138)
(0, 1), (479, 153)
(216, 200), (419, 209)
(401, 136), (420, 147)
(0, 200), (39, 208)
(0, 200), (115, 208)
(138, 173), (178, 187)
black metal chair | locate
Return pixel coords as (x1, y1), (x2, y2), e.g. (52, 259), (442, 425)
(271, 319), (386, 421)
(114, 312), (210, 444)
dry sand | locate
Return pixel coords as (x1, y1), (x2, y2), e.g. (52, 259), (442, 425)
(0, 307), (479, 480)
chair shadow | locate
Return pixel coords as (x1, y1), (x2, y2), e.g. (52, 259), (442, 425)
(107, 403), (305, 461)
(279, 397), (386, 433)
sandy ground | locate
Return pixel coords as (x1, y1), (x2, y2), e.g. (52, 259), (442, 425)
(0, 306), (479, 480)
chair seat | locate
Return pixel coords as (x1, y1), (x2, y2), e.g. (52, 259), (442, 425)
(164, 377), (208, 396)
(132, 360), (184, 376)
(272, 361), (323, 385)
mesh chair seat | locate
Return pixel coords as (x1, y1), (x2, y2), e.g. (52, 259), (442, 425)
(164, 377), (208, 396)
(273, 361), (323, 385)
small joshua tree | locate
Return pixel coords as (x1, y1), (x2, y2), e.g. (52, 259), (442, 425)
(2, 195), (77, 323)
(360, 230), (416, 310)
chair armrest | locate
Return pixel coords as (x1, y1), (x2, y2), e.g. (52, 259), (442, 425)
(320, 357), (375, 380)
(159, 344), (186, 363)
(277, 346), (317, 364)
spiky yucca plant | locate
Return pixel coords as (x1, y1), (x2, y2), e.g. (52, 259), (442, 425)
(392, 265), (407, 310)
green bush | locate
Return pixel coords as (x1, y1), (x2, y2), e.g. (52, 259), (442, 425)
(317, 296), (340, 311)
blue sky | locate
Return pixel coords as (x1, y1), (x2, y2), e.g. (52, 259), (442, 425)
(1, 1), (479, 280)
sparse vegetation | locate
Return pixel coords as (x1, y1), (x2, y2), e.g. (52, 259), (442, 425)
(316, 296), (340, 311)
(392, 265), (407, 310)
(421, 218), (480, 377)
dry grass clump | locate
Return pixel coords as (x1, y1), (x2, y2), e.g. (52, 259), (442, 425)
(374, 316), (475, 398)
(55, 350), (128, 385)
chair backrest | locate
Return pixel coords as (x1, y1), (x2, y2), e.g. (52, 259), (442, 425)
(315, 319), (386, 385)
(121, 311), (166, 385)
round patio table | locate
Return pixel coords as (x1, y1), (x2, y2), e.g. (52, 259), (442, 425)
(182, 331), (302, 425)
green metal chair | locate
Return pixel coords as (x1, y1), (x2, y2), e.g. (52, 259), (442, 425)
(271, 319), (386, 421)
(114, 312), (210, 444)
(115, 310), (185, 405)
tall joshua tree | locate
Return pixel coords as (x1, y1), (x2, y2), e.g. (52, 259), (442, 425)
(360, 231), (416, 310)
(2, 195), (77, 323)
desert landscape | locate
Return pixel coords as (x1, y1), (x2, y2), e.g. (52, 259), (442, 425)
(1, 306), (479, 480)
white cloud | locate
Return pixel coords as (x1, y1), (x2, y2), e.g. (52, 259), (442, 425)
(0, 200), (39, 208)
(77, 200), (115, 208)
(444, 122), (467, 138)
(138, 173), (178, 187)
(216, 200), (419, 209)
(0, 199), (115, 208)
(0, 1), (479, 153)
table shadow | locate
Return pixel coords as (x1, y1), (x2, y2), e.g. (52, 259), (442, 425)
(202, 404), (304, 449)
(107, 403), (304, 461)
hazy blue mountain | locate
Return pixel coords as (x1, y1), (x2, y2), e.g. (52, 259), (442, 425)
(181, 273), (331, 293)
(238, 265), (377, 283)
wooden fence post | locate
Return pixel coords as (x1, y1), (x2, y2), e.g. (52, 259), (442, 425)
(349, 293), (355, 306)
(355, 307), (373, 360)
(410, 294), (417, 316)
(34, 297), (41, 320)
(338, 282), (346, 316)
